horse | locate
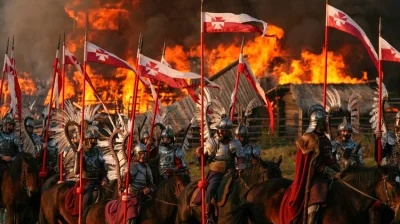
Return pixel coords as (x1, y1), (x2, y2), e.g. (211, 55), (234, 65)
(176, 157), (282, 224)
(85, 171), (191, 223)
(39, 179), (119, 224)
(232, 165), (400, 224)
(0, 153), (40, 224)
(336, 143), (362, 171)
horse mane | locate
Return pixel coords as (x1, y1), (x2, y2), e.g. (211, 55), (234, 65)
(341, 166), (381, 191)
(239, 159), (282, 186)
(8, 155), (23, 181)
(153, 173), (191, 203)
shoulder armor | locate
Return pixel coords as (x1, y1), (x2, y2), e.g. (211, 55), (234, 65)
(252, 145), (261, 158)
(204, 138), (217, 156)
(130, 162), (139, 176)
(175, 147), (185, 159)
(229, 139), (243, 154)
(296, 132), (319, 154)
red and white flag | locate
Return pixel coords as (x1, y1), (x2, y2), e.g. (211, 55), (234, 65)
(379, 37), (400, 63)
(5, 56), (22, 121)
(326, 5), (378, 68)
(202, 12), (268, 36)
(86, 42), (136, 72)
(238, 54), (274, 133)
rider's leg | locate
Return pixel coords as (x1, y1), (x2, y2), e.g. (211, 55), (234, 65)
(205, 171), (223, 223)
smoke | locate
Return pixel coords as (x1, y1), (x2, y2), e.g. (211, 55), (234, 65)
(1, 0), (400, 95)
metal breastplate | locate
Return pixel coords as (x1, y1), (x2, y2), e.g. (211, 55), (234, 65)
(0, 132), (19, 157)
(337, 139), (357, 151)
(84, 149), (101, 179)
(131, 163), (149, 190)
(32, 134), (43, 154)
(46, 141), (58, 167)
(159, 145), (175, 171)
(242, 145), (253, 167)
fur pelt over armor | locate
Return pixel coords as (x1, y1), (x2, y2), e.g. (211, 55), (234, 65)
(296, 132), (319, 155)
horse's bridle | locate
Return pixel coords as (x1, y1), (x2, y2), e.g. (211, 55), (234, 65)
(382, 175), (395, 208)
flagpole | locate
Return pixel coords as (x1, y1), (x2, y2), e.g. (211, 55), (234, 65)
(377, 17), (382, 164)
(230, 37), (244, 121)
(78, 30), (88, 224)
(148, 39), (166, 154)
(200, 3), (206, 224)
(40, 36), (61, 181)
(0, 38), (9, 105)
(323, 0), (329, 109)
(123, 33), (142, 224)
(59, 33), (66, 183)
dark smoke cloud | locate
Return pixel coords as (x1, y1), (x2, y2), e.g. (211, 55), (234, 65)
(1, 0), (400, 95)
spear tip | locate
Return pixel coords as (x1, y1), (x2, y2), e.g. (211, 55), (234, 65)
(162, 38), (167, 58)
(240, 36), (245, 54)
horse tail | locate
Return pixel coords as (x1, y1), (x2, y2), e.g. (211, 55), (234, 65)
(231, 200), (252, 224)
(39, 205), (47, 224)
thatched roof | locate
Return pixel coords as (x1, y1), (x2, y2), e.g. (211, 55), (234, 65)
(290, 84), (387, 114)
(136, 60), (263, 132)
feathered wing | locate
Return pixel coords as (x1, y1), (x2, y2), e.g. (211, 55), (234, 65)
(15, 107), (37, 155)
(244, 98), (263, 125)
(63, 149), (78, 181)
(180, 118), (196, 155)
(370, 77), (389, 134)
(194, 88), (213, 142)
(325, 88), (341, 114)
(347, 92), (360, 134)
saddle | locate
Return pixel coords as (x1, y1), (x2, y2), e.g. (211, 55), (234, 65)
(64, 179), (91, 215)
(105, 197), (139, 224)
(190, 171), (235, 207)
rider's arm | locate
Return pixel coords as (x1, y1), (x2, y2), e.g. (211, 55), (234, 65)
(230, 139), (246, 170)
(175, 148), (187, 169)
(145, 165), (155, 192)
(74, 151), (80, 175)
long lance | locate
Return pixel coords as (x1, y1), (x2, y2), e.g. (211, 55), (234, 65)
(323, 0), (329, 109)
(78, 29), (88, 224)
(148, 39), (166, 153)
(0, 38), (9, 104)
(59, 32), (66, 183)
(229, 37), (244, 121)
(199, 2), (206, 223)
(123, 33), (143, 224)
(40, 35), (61, 180)
(377, 17), (382, 164)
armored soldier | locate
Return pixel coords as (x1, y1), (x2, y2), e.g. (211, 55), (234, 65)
(74, 130), (107, 209)
(375, 112), (400, 165)
(0, 116), (21, 163)
(196, 117), (245, 223)
(155, 127), (187, 178)
(280, 104), (340, 224)
(234, 124), (261, 168)
(128, 143), (154, 195)
(332, 117), (364, 165)
(25, 118), (44, 154)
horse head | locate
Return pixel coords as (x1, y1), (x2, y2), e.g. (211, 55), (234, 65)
(375, 165), (400, 222)
(339, 144), (361, 171)
(172, 170), (191, 196)
(260, 155), (283, 181)
(21, 153), (39, 197)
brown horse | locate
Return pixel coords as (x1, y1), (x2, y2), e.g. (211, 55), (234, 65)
(0, 153), (40, 224)
(232, 166), (400, 224)
(39, 179), (119, 224)
(176, 157), (282, 224)
(85, 172), (191, 223)
(337, 144), (363, 171)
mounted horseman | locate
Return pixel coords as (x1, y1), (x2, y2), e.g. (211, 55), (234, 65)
(280, 89), (342, 224)
(332, 93), (364, 170)
(0, 114), (21, 179)
(233, 98), (263, 169)
(194, 88), (246, 223)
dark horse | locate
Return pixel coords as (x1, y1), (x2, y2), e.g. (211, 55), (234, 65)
(85, 172), (191, 223)
(176, 157), (282, 224)
(39, 179), (119, 224)
(0, 153), (39, 224)
(336, 144), (363, 171)
(233, 166), (400, 224)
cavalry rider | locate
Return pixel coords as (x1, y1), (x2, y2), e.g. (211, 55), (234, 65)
(375, 111), (400, 165)
(234, 124), (261, 168)
(196, 117), (245, 223)
(155, 127), (187, 178)
(280, 104), (341, 224)
(0, 116), (21, 178)
(127, 143), (154, 197)
(74, 130), (107, 211)
(25, 117), (43, 154)
(332, 117), (365, 165)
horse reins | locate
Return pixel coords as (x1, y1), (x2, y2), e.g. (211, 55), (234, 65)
(340, 175), (395, 209)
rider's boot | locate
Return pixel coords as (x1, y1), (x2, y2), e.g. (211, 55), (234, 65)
(205, 203), (215, 224)
(307, 204), (320, 224)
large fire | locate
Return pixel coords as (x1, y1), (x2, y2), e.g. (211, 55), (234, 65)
(3, 0), (372, 117)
